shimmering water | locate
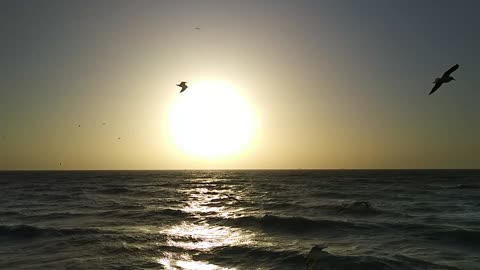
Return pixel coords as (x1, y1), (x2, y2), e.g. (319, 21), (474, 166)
(0, 170), (479, 269)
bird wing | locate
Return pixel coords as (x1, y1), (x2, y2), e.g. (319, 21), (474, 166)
(443, 64), (459, 77)
(429, 82), (443, 95)
(179, 86), (188, 93)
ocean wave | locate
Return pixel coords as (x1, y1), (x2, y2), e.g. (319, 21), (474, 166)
(116, 204), (146, 210)
(263, 201), (398, 217)
(26, 212), (88, 220)
(0, 224), (102, 239)
(448, 184), (480, 189)
(204, 244), (459, 270)
(306, 245), (459, 270)
(153, 208), (192, 217)
(380, 221), (435, 233)
(311, 191), (351, 199)
(98, 187), (131, 194)
(221, 214), (373, 233)
(426, 228), (480, 247)
(314, 201), (384, 213)
(102, 241), (175, 256)
(44, 194), (76, 201)
(129, 189), (176, 197)
(335, 201), (382, 216)
(101, 208), (192, 220)
(0, 211), (24, 217)
(202, 245), (305, 268)
(261, 202), (299, 210)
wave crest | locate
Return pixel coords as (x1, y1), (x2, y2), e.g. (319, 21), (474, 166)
(307, 245), (459, 270)
(223, 214), (372, 233)
(426, 228), (480, 247)
(0, 224), (101, 238)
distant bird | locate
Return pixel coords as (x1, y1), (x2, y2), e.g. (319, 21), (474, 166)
(59, 162), (62, 166)
(102, 122), (106, 126)
(177, 81), (188, 93)
(195, 27), (201, 30)
(429, 64), (459, 95)
(78, 125), (81, 128)
(117, 137), (121, 140)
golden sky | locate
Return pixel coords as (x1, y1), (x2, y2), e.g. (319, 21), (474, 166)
(1, 1), (479, 169)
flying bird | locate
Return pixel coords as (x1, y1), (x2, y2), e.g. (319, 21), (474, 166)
(429, 64), (459, 95)
(177, 81), (188, 93)
(195, 27), (201, 30)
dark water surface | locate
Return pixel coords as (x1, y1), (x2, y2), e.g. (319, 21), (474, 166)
(0, 170), (479, 269)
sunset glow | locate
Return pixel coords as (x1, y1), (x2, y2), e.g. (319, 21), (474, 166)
(168, 82), (255, 159)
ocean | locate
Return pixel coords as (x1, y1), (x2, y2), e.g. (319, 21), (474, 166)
(0, 170), (479, 270)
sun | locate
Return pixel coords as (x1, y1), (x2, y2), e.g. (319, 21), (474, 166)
(168, 82), (255, 158)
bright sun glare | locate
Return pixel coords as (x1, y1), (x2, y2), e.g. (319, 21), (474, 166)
(169, 82), (255, 158)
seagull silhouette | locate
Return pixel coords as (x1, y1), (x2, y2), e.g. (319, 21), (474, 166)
(429, 64), (459, 95)
(177, 81), (188, 93)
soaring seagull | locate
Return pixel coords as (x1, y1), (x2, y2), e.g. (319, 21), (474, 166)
(177, 81), (188, 93)
(429, 64), (459, 95)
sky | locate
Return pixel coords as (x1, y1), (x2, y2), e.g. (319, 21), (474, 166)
(1, 0), (479, 170)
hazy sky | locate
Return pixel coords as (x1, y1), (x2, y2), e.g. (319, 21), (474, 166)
(1, 0), (479, 170)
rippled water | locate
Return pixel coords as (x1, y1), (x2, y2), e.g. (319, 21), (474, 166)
(0, 170), (479, 269)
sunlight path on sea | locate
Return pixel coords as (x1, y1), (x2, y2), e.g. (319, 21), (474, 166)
(156, 175), (254, 270)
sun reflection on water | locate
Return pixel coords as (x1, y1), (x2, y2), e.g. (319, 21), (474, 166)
(156, 176), (254, 269)
(158, 253), (236, 270)
(164, 222), (252, 250)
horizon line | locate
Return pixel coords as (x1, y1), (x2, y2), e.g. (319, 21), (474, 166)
(1, 168), (480, 172)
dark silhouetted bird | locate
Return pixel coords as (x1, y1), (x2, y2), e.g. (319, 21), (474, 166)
(429, 64), (459, 95)
(195, 27), (201, 30)
(306, 244), (329, 270)
(177, 81), (188, 93)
